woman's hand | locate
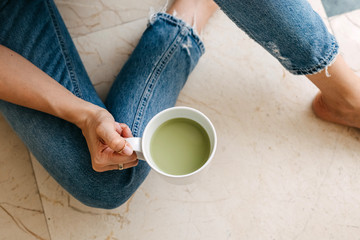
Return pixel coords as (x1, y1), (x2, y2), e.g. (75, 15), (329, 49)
(78, 106), (138, 172)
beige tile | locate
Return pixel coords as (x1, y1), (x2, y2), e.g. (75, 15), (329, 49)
(0, 115), (50, 240)
(329, 9), (360, 73)
(55, 0), (169, 38)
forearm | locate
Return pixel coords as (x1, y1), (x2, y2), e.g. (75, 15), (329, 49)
(0, 45), (98, 127)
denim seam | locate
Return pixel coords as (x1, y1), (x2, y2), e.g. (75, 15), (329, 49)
(155, 13), (205, 55)
(45, 0), (82, 98)
(288, 40), (339, 75)
(131, 27), (186, 136)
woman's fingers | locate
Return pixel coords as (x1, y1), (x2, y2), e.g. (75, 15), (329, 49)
(94, 153), (139, 172)
(92, 148), (138, 172)
(96, 122), (133, 155)
(111, 151), (138, 163)
(117, 158), (139, 170)
(118, 123), (133, 138)
(96, 159), (139, 172)
(114, 122), (123, 135)
(104, 159), (139, 171)
(99, 147), (137, 164)
(96, 123), (125, 151)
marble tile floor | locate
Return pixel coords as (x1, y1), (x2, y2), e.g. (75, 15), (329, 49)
(322, 0), (360, 17)
(1, 0), (360, 239)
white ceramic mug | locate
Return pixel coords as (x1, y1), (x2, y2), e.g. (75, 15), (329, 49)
(126, 106), (217, 184)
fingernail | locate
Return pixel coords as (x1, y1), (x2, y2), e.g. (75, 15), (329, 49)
(122, 144), (133, 155)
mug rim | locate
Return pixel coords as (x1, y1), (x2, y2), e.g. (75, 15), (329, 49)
(142, 106), (217, 178)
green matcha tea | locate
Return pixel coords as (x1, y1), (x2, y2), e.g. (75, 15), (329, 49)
(150, 118), (211, 175)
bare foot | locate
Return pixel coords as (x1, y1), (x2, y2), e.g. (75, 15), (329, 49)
(307, 55), (360, 129)
(312, 91), (360, 128)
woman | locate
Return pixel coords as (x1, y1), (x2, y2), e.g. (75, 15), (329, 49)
(0, 0), (358, 209)
(0, 0), (217, 209)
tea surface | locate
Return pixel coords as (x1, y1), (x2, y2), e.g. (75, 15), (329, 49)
(150, 118), (210, 175)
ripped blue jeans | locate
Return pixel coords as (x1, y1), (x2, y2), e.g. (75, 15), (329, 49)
(0, 0), (337, 209)
(214, 0), (338, 75)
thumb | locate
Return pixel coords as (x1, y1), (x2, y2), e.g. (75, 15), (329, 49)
(97, 123), (133, 155)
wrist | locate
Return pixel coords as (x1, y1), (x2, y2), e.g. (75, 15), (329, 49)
(54, 96), (104, 129)
(70, 101), (105, 130)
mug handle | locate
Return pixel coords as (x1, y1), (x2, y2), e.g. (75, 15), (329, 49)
(125, 137), (145, 161)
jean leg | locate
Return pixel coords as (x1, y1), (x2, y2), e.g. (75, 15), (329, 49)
(0, 0), (148, 209)
(105, 13), (205, 186)
(214, 0), (339, 75)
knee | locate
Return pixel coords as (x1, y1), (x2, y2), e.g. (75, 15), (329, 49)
(82, 196), (130, 210)
(69, 163), (151, 209)
(72, 184), (134, 210)
(263, 30), (338, 75)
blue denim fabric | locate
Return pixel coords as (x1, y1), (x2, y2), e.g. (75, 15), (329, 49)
(214, 0), (339, 75)
(0, 0), (203, 209)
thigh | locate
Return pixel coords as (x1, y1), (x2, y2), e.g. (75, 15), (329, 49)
(0, 0), (146, 208)
(214, 0), (338, 75)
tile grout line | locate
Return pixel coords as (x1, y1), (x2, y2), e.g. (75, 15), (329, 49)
(27, 150), (53, 240)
